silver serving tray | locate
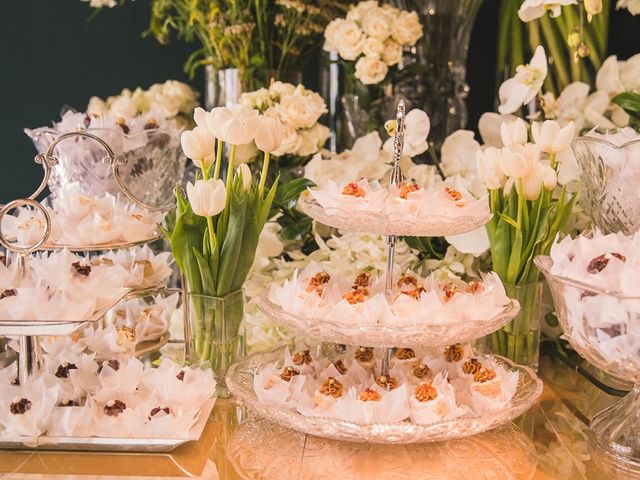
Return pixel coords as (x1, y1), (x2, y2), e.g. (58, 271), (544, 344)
(0, 398), (215, 452)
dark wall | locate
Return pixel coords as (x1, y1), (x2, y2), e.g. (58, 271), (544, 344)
(1, 1), (638, 203)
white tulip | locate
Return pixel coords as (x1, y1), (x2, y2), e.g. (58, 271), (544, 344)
(207, 105), (259, 145)
(499, 143), (540, 179)
(543, 164), (558, 190)
(500, 118), (529, 147)
(478, 112), (518, 147)
(206, 107), (233, 137)
(531, 120), (575, 153)
(186, 179), (227, 217)
(236, 163), (252, 192)
(521, 163), (545, 200)
(498, 46), (548, 114)
(517, 0), (577, 22)
(180, 126), (216, 169)
(477, 147), (505, 190)
(251, 115), (285, 153)
(193, 107), (208, 128)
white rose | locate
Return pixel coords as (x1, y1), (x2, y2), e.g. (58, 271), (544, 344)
(354, 56), (388, 85)
(391, 11), (423, 46)
(323, 19), (345, 52)
(363, 37), (385, 59)
(277, 91), (328, 130)
(336, 20), (365, 61)
(362, 8), (392, 40)
(269, 81), (297, 98)
(109, 95), (138, 118)
(271, 128), (302, 157)
(148, 80), (197, 119)
(346, 1), (379, 24)
(381, 39), (403, 66)
(295, 124), (330, 156)
(239, 87), (273, 111)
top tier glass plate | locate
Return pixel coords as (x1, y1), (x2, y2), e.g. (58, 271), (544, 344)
(298, 192), (492, 237)
(256, 297), (520, 348)
(38, 234), (163, 253)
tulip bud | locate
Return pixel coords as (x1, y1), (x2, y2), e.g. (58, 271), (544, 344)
(236, 163), (252, 192)
(186, 179), (227, 217)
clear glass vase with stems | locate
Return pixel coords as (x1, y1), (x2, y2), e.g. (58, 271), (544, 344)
(183, 289), (246, 398)
(205, 66), (303, 109)
(406, 0), (484, 149)
(479, 282), (544, 371)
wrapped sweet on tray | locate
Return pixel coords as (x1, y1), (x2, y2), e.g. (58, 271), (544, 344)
(251, 345), (519, 426)
(266, 262), (510, 327)
(0, 183), (165, 247)
(0, 357), (215, 440)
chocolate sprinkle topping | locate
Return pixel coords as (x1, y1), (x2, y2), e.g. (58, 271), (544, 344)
(0, 289), (17, 300)
(587, 252), (626, 274)
(72, 261), (92, 276)
(55, 362), (78, 379)
(176, 370), (185, 381)
(104, 399), (127, 416)
(10, 398), (32, 415)
(333, 359), (348, 375)
(149, 406), (170, 419)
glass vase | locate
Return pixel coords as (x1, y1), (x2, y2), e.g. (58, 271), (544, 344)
(409, 0), (483, 149)
(183, 290), (246, 398)
(479, 282), (543, 371)
(205, 67), (303, 109)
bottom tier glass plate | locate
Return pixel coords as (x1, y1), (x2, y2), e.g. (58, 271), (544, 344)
(256, 297), (520, 349)
(0, 398), (215, 452)
(226, 349), (543, 444)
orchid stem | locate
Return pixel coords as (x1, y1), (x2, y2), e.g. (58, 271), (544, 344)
(258, 151), (271, 198)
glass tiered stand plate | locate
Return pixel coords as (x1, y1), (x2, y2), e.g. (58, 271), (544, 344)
(536, 255), (640, 475)
(226, 348), (542, 444)
(227, 101), (543, 444)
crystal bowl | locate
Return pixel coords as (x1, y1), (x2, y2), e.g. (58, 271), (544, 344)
(25, 127), (185, 210)
(536, 255), (640, 472)
(573, 135), (640, 234)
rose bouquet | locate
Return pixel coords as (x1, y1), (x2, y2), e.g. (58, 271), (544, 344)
(323, 1), (423, 86)
(164, 104), (284, 395)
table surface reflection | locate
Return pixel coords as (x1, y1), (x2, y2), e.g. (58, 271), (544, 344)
(0, 353), (631, 480)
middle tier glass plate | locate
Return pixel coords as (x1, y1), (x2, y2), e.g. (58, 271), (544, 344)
(256, 297), (520, 348)
(298, 193), (492, 237)
(226, 349), (543, 444)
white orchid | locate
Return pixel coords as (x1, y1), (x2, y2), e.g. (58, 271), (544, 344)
(542, 82), (590, 131)
(440, 130), (481, 179)
(517, 0), (577, 22)
(500, 118), (529, 147)
(498, 46), (548, 114)
(383, 108), (430, 157)
(478, 112), (518, 147)
(477, 147), (506, 190)
(531, 120), (575, 153)
(445, 228), (490, 257)
(617, 0), (640, 14)
(186, 179), (227, 217)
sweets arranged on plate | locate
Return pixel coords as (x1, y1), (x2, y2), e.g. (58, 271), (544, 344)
(0, 248), (172, 321)
(1, 183), (165, 247)
(548, 230), (640, 363)
(0, 356), (215, 439)
(267, 262), (510, 327)
(253, 345), (519, 425)
(307, 178), (489, 219)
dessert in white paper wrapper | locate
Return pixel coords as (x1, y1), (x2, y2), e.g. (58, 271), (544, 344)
(255, 345), (519, 427)
(0, 357), (215, 440)
(307, 177), (489, 220)
(94, 245), (173, 290)
(43, 351), (100, 403)
(0, 374), (59, 436)
(0, 183), (165, 247)
(266, 264), (510, 328)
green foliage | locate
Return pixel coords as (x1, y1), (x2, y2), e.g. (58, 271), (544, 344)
(613, 92), (640, 130)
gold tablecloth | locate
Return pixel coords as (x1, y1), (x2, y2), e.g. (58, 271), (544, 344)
(0, 354), (629, 479)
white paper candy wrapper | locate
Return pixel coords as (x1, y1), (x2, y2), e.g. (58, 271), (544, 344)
(0, 183), (165, 247)
(267, 262), (510, 328)
(549, 230), (640, 366)
(0, 356), (215, 440)
(308, 178), (489, 219)
(253, 345), (518, 426)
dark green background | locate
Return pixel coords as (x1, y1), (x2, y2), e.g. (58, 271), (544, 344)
(0, 1), (637, 203)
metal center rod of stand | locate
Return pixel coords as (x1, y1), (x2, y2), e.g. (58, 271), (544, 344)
(381, 235), (397, 376)
(18, 336), (43, 386)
